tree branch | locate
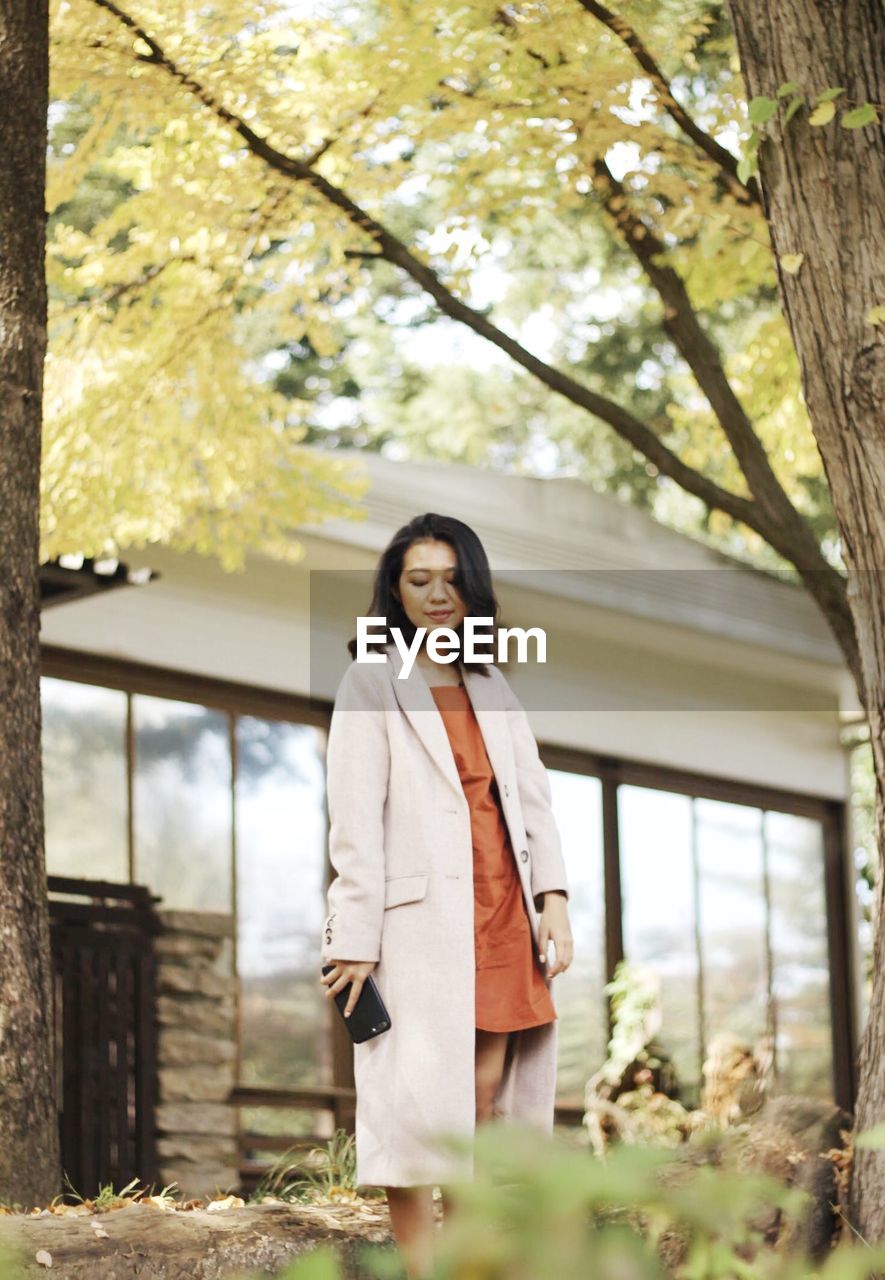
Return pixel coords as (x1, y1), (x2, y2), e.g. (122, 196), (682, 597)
(590, 158), (859, 675)
(87, 0), (858, 680)
(64, 258), (180, 309)
(575, 0), (758, 206)
(590, 161), (777, 493)
(89, 0), (762, 535)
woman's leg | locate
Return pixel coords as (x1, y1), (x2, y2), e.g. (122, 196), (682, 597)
(440, 1028), (512, 1221)
(388, 1030), (513, 1273)
(475, 1027), (512, 1122)
(385, 1184), (435, 1280)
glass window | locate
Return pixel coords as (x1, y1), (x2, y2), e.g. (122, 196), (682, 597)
(132, 696), (232, 912)
(765, 810), (833, 1096)
(235, 718), (329, 1089)
(620, 786), (834, 1105)
(41, 677), (128, 882)
(619, 786), (702, 1099)
(695, 798), (770, 1052)
(239, 1106), (334, 1152)
(547, 769), (606, 1103)
(40, 671), (841, 1117)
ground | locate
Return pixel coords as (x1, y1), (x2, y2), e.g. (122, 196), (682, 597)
(0, 1197), (396, 1279)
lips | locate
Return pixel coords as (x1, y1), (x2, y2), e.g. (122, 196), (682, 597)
(426, 610), (453, 621)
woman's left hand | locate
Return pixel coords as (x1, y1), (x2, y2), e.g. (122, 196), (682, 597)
(538, 891), (573, 976)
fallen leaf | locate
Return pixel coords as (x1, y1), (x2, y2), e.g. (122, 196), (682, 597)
(35, 1250), (53, 1268)
(148, 1195), (174, 1212)
(91, 1220), (110, 1239)
(207, 1195), (245, 1212)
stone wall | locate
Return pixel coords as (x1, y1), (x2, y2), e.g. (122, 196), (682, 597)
(154, 910), (239, 1198)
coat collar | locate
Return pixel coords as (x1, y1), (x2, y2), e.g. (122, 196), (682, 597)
(383, 641), (510, 802)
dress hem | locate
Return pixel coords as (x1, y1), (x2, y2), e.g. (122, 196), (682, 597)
(476, 1015), (557, 1033)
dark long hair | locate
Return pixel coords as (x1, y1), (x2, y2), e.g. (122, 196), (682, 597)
(346, 513), (499, 676)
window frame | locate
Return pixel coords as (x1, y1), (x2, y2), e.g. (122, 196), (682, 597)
(541, 744), (856, 1112)
(41, 645), (857, 1121)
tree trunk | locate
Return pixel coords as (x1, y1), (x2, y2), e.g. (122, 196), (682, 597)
(725, 0), (885, 1243)
(0, 1199), (395, 1280)
(0, 0), (60, 1206)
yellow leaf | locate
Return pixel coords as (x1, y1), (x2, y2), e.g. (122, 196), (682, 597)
(779, 253), (805, 275)
(808, 101), (836, 126)
(865, 305), (885, 326)
(207, 1195), (245, 1212)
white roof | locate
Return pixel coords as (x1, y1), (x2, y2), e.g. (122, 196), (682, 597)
(295, 449), (844, 668)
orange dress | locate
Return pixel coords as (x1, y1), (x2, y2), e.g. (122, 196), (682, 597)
(430, 683), (557, 1033)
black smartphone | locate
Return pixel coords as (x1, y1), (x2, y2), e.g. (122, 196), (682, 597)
(321, 964), (392, 1044)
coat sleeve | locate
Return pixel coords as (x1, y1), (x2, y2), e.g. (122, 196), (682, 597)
(320, 662), (390, 964)
(499, 672), (570, 913)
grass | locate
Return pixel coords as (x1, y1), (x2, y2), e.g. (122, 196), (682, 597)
(249, 1129), (383, 1205)
(46, 1172), (183, 1213)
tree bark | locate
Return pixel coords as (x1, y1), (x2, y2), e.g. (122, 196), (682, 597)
(0, 1199), (394, 1280)
(0, 1102), (860, 1273)
(0, 0), (60, 1206)
(725, 0), (885, 1243)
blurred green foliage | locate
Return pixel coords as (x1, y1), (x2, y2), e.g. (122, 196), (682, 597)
(4, 1123), (885, 1279)
(238, 1120), (885, 1280)
(0, 1240), (28, 1280)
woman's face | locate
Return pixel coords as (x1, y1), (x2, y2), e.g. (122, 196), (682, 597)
(395, 539), (468, 639)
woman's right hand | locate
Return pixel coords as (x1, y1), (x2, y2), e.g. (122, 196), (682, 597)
(320, 960), (378, 1018)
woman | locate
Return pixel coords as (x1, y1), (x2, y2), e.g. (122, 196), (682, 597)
(319, 513), (573, 1279)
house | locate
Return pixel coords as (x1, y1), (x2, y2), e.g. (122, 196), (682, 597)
(38, 451), (864, 1195)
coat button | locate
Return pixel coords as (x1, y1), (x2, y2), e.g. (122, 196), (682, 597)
(504, 784), (510, 797)
(520, 849), (529, 863)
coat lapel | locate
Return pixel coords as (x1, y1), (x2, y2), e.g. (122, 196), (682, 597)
(461, 663), (513, 797)
(385, 642), (463, 800)
(384, 641), (511, 803)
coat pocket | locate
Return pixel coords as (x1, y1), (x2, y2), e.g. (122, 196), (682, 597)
(384, 873), (429, 910)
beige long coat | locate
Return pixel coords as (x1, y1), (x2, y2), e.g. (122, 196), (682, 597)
(320, 640), (570, 1188)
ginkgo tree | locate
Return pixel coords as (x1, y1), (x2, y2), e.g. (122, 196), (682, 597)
(2, 0), (880, 1228)
(0, 0), (58, 1214)
(46, 0), (850, 642)
(725, 0), (884, 1239)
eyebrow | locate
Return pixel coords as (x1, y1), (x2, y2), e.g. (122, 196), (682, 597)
(405, 566), (456, 573)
